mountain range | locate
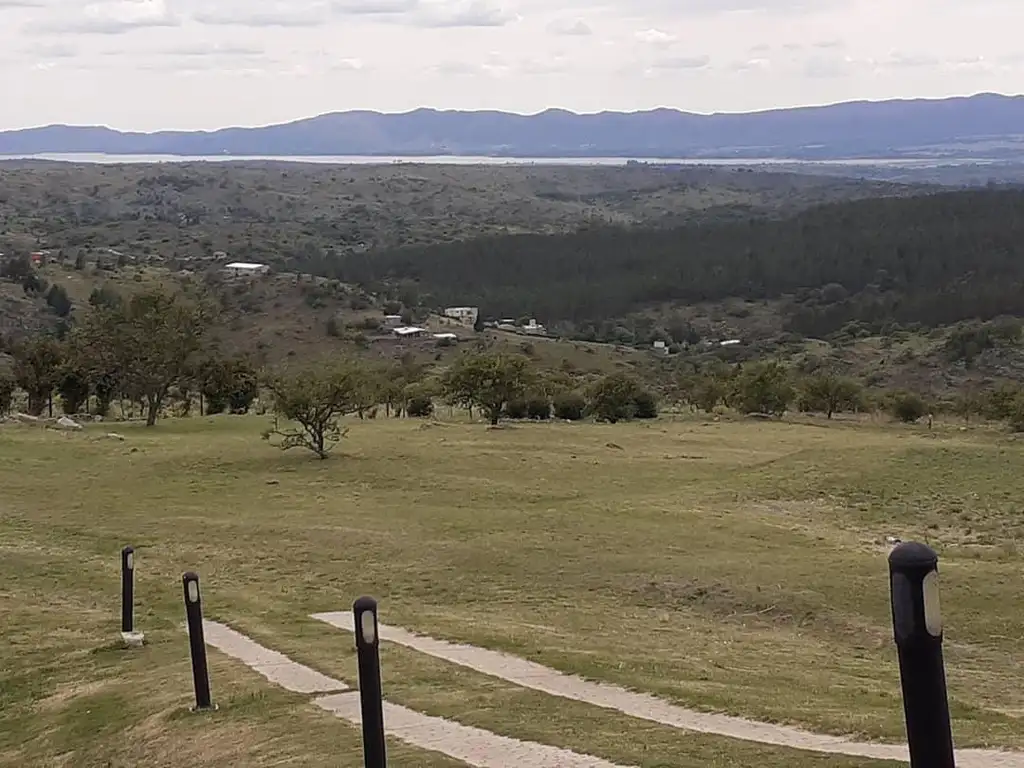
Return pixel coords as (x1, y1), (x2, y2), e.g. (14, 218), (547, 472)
(2, 93), (1023, 161)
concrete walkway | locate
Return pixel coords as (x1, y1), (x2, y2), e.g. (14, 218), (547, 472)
(314, 692), (631, 768)
(198, 620), (633, 768)
(311, 611), (1024, 768)
(201, 620), (348, 694)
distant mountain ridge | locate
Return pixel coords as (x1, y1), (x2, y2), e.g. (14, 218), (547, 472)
(2, 93), (1024, 160)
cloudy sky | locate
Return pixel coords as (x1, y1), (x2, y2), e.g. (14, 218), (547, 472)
(0, 0), (1020, 130)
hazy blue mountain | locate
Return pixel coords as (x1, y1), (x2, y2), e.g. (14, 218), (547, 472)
(2, 93), (1023, 160)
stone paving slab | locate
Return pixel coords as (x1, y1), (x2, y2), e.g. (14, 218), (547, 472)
(199, 620), (349, 694)
(311, 611), (1024, 767)
(314, 691), (634, 768)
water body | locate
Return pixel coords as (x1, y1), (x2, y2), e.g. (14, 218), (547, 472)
(0, 152), (1004, 168)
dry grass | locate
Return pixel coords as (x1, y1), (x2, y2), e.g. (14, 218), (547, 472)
(0, 414), (1021, 767)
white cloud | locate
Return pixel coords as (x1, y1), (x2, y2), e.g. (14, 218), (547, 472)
(634, 28), (676, 46)
(26, 0), (178, 34)
(332, 0), (417, 13)
(191, 2), (329, 27)
(413, 1), (518, 27)
(546, 17), (591, 35)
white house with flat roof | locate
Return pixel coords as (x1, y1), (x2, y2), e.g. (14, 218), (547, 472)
(443, 306), (479, 326)
(223, 262), (269, 278)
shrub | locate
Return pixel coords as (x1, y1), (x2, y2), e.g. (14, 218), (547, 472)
(890, 392), (927, 423)
(526, 396), (551, 420)
(407, 395), (434, 417)
(633, 389), (659, 419)
(587, 372), (641, 423)
(553, 391), (586, 421)
(504, 399), (529, 419)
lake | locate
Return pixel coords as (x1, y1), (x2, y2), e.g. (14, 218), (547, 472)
(0, 153), (1003, 168)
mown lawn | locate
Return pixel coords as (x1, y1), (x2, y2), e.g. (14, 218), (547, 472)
(0, 413), (1020, 767)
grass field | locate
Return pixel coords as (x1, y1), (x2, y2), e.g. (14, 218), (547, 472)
(1, 413), (1022, 767)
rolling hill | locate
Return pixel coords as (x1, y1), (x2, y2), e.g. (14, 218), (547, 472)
(2, 93), (1023, 161)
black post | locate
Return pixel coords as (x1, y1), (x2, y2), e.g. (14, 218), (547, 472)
(120, 546), (134, 634)
(889, 541), (955, 768)
(182, 572), (213, 711)
(353, 596), (387, 768)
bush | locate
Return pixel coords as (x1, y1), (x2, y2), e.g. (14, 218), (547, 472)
(504, 398), (529, 419)
(407, 395), (434, 417)
(633, 389), (659, 419)
(553, 392), (586, 421)
(890, 392), (928, 423)
(587, 372), (641, 423)
(526, 396), (551, 420)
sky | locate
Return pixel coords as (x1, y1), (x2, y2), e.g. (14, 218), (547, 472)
(0, 0), (1021, 131)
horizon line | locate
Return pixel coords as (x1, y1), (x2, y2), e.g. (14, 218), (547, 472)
(2, 91), (1020, 135)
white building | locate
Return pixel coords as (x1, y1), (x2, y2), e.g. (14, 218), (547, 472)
(444, 306), (479, 326)
(223, 262), (269, 279)
(393, 326), (427, 338)
(382, 314), (404, 328)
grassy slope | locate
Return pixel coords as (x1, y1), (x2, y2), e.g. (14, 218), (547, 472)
(0, 415), (1020, 766)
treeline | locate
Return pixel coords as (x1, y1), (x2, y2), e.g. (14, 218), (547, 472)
(304, 189), (1024, 336)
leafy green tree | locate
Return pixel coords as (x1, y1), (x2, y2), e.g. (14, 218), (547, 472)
(890, 391), (928, 423)
(442, 352), (533, 425)
(552, 392), (585, 420)
(587, 372), (641, 423)
(56, 368), (90, 415)
(262, 363), (365, 459)
(0, 374), (14, 415)
(45, 284), (73, 317)
(632, 389), (659, 419)
(11, 335), (64, 416)
(73, 289), (209, 426)
(732, 361), (794, 416)
(799, 373), (863, 419)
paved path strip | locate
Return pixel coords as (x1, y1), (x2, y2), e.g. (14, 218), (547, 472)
(314, 692), (633, 768)
(311, 611), (1024, 768)
(198, 619), (635, 767)
(200, 620), (349, 694)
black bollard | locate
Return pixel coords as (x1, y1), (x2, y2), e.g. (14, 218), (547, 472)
(888, 541), (955, 768)
(353, 596), (387, 768)
(182, 572), (213, 711)
(121, 546), (134, 634)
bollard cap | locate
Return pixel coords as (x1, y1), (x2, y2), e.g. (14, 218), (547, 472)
(888, 541), (937, 575)
(182, 571), (200, 583)
(353, 595), (378, 613)
(352, 596), (379, 647)
(122, 545), (134, 556)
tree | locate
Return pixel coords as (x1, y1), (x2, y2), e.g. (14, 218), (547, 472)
(632, 389), (659, 419)
(587, 372), (641, 423)
(442, 352), (532, 425)
(11, 335), (64, 416)
(45, 284), (73, 318)
(890, 391), (928, 423)
(553, 391), (585, 420)
(263, 363), (366, 459)
(952, 389), (982, 426)
(800, 373), (863, 419)
(732, 361), (794, 416)
(80, 290), (209, 426)
(57, 368), (90, 415)
(0, 374), (14, 415)
(198, 357), (259, 415)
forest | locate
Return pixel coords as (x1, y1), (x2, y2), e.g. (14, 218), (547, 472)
(308, 188), (1024, 337)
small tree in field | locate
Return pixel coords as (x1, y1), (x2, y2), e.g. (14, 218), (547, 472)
(263, 363), (365, 459)
(442, 352), (532, 425)
(800, 373), (863, 419)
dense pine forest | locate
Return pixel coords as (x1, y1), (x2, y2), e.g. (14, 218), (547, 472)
(310, 189), (1024, 337)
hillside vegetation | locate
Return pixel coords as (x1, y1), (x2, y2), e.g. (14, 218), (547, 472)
(0, 161), (916, 262)
(323, 188), (1024, 336)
